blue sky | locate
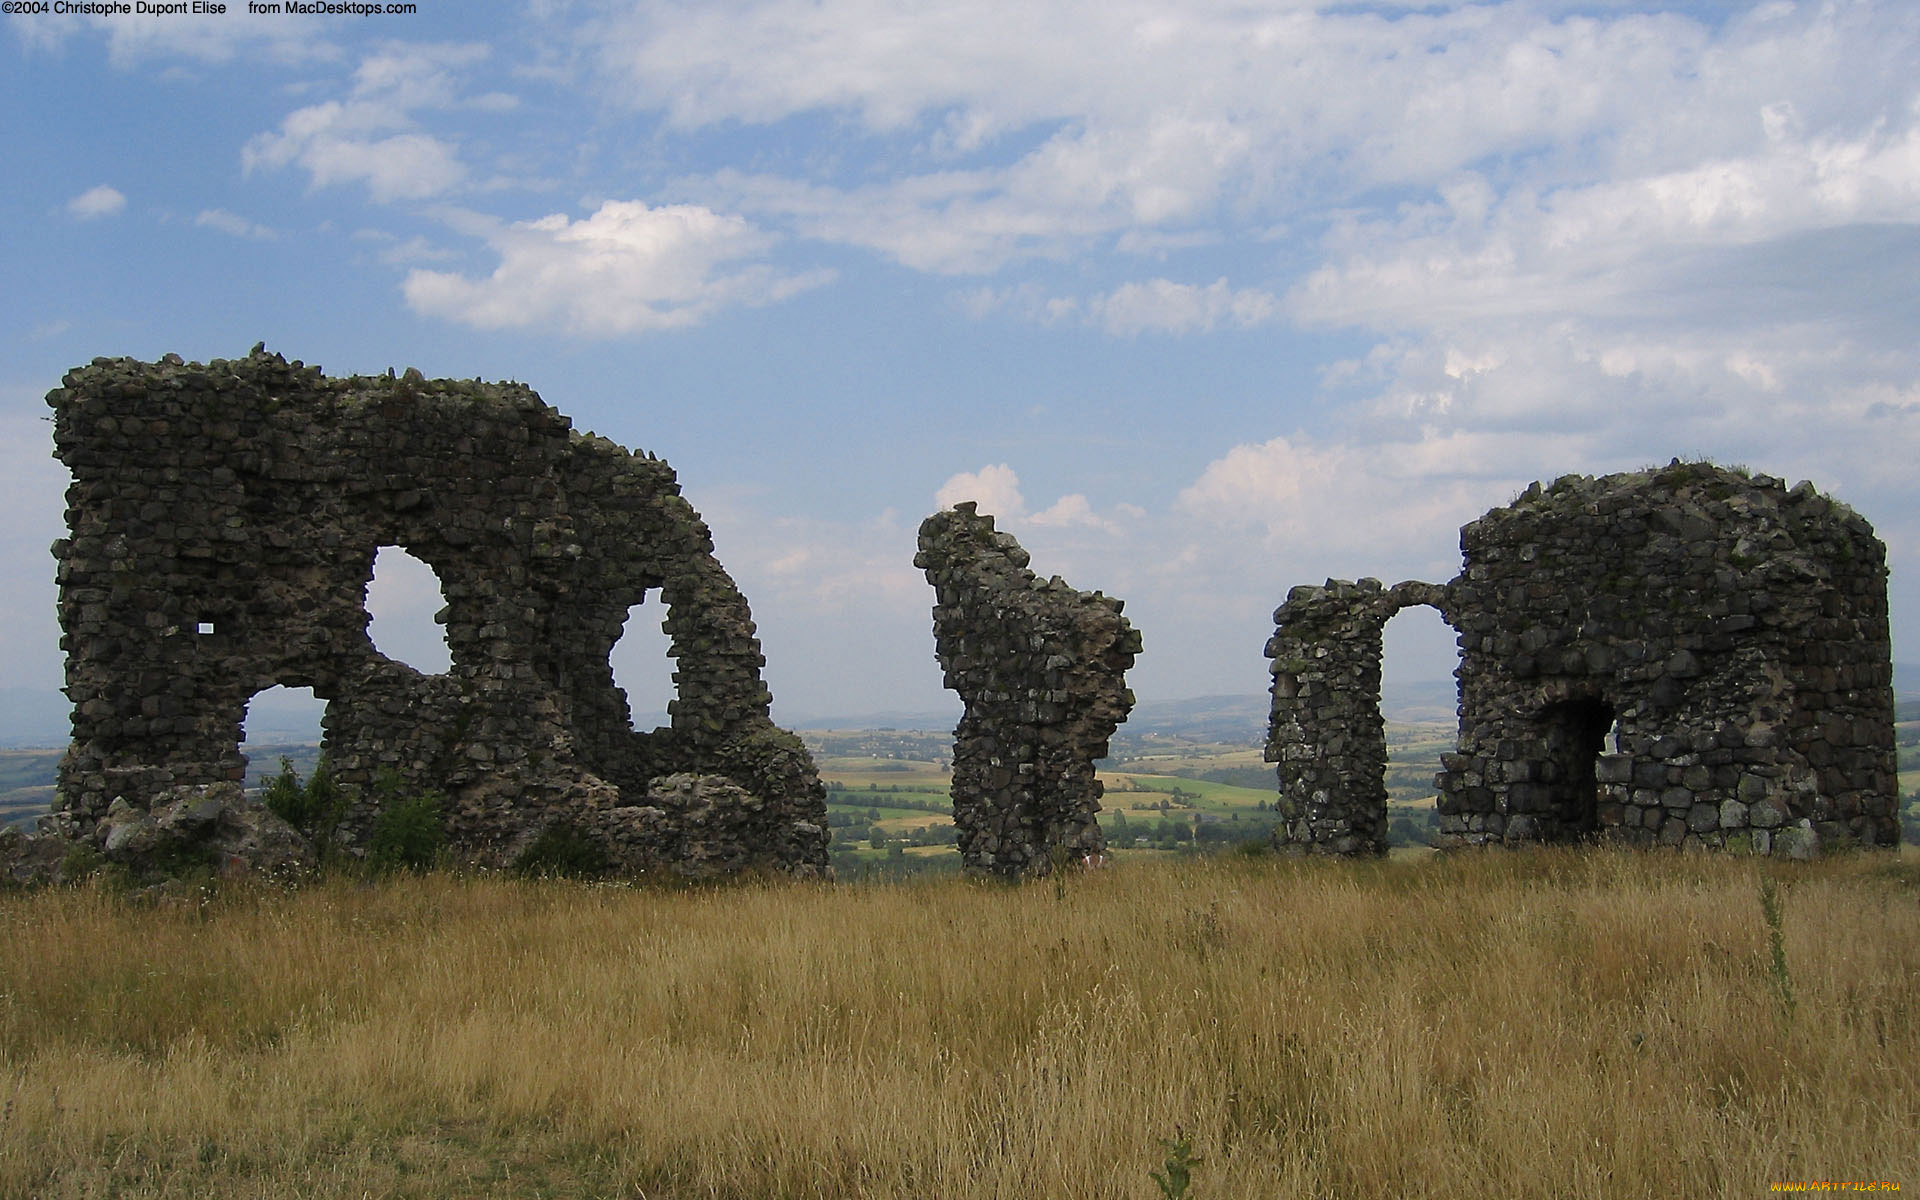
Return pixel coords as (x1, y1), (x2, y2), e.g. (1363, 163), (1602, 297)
(3, 0), (1918, 726)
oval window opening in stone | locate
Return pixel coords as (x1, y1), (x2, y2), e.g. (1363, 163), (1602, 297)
(239, 684), (325, 795)
(611, 593), (677, 733)
(365, 545), (453, 674)
(1381, 604), (1461, 852)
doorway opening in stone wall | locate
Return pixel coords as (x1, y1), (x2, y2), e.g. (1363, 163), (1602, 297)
(238, 684), (325, 797)
(612, 593), (677, 733)
(1535, 696), (1617, 840)
(365, 545), (452, 675)
(1381, 604), (1460, 852)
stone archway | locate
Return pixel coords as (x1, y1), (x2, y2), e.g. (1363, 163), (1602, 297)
(1264, 579), (1454, 856)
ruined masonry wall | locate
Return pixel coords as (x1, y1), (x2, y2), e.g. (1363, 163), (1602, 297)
(1264, 462), (1897, 858)
(915, 504), (1141, 877)
(1265, 579), (1449, 855)
(1440, 464), (1897, 855)
(48, 348), (827, 875)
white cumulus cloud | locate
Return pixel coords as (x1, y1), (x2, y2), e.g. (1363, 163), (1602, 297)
(66, 186), (125, 220)
(591, 0), (1919, 275)
(244, 44), (495, 203)
(933, 463), (1026, 518)
(933, 464), (1133, 533)
(1176, 430), (1580, 564)
(402, 200), (833, 335)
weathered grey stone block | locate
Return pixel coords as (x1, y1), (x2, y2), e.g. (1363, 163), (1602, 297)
(1749, 797), (1788, 829)
(1774, 820), (1820, 861)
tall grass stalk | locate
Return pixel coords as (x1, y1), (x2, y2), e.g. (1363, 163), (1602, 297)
(1, 849), (1915, 1198)
(1759, 874), (1797, 1024)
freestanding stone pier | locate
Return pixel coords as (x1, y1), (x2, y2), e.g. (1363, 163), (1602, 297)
(1267, 463), (1897, 857)
(1265, 578), (1450, 855)
(916, 503), (1141, 877)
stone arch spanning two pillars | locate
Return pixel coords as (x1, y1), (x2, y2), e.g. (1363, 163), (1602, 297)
(1264, 464), (1900, 859)
(1263, 578), (1453, 856)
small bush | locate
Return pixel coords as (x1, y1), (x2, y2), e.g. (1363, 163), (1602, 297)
(260, 758), (303, 822)
(57, 839), (104, 883)
(263, 756), (350, 859)
(367, 772), (444, 873)
(514, 822), (611, 878)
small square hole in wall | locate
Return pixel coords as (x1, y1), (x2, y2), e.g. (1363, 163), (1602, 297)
(197, 621), (216, 635)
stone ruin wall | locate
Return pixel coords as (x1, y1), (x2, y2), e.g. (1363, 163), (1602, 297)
(1442, 465), (1897, 855)
(1265, 579), (1449, 855)
(31, 351), (1898, 880)
(44, 347), (829, 877)
(916, 504), (1141, 877)
(1267, 463), (1898, 858)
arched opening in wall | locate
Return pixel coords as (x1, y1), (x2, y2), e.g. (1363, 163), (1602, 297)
(1381, 605), (1461, 851)
(365, 545), (452, 674)
(1536, 697), (1616, 840)
(611, 593), (676, 732)
(238, 684), (325, 795)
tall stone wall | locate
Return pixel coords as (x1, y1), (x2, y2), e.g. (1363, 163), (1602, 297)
(45, 347), (828, 876)
(1266, 462), (1897, 858)
(915, 504), (1141, 877)
(1265, 579), (1449, 855)
(1439, 463), (1897, 855)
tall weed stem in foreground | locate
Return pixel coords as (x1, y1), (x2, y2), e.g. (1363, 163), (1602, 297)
(1760, 874), (1796, 1024)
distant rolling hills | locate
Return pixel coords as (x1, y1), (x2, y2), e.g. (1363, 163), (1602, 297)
(4, 661), (1915, 749)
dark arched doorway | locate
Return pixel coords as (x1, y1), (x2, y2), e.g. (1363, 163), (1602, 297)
(1535, 696), (1616, 839)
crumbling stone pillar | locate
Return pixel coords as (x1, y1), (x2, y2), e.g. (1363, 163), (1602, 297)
(915, 503), (1141, 877)
(1265, 579), (1450, 855)
(44, 347), (828, 879)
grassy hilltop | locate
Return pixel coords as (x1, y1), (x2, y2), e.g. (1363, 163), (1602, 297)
(2, 848), (1916, 1198)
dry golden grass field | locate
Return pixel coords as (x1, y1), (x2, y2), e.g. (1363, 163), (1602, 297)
(2, 848), (1916, 1199)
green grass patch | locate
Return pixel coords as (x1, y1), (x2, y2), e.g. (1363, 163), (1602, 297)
(0, 749), (62, 792)
(1103, 773), (1273, 813)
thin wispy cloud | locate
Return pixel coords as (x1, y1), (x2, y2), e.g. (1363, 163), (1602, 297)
(195, 209), (276, 240)
(243, 44), (496, 203)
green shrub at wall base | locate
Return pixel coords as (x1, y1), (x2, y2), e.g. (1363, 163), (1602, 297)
(513, 822), (611, 878)
(263, 756), (350, 860)
(368, 774), (444, 873)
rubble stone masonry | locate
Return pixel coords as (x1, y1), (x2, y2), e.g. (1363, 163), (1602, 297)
(916, 504), (1141, 877)
(44, 347), (828, 877)
(1268, 463), (1896, 858)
